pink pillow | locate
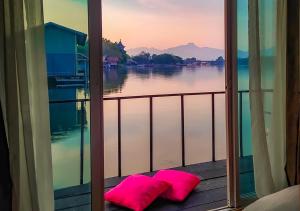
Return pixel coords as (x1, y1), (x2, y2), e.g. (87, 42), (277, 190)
(105, 174), (170, 211)
(153, 170), (200, 202)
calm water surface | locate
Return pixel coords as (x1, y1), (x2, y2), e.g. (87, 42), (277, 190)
(50, 65), (251, 189)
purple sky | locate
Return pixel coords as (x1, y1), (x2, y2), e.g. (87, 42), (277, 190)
(103, 0), (224, 49)
(44, 0), (225, 49)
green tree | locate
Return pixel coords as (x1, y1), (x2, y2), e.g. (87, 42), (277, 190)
(132, 52), (151, 64)
(78, 38), (129, 64)
(152, 54), (183, 65)
(102, 38), (128, 64)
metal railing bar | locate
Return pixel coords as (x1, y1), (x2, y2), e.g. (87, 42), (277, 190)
(211, 93), (216, 162)
(103, 91), (226, 101)
(239, 92), (244, 158)
(117, 99), (122, 177)
(49, 90), (272, 104)
(149, 97), (153, 172)
(49, 89), (269, 181)
(80, 101), (85, 184)
(50, 98), (90, 104)
(181, 95), (185, 166)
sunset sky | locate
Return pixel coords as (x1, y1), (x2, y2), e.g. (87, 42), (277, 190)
(43, 0), (225, 50)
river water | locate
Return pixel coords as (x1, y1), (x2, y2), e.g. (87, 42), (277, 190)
(50, 65), (251, 189)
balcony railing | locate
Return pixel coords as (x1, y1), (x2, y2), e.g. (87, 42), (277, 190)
(49, 90), (252, 185)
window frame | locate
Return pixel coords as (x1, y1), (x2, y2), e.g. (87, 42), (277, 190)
(225, 0), (240, 208)
(88, 0), (104, 210)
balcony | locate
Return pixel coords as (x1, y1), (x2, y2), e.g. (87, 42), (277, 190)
(51, 91), (254, 211)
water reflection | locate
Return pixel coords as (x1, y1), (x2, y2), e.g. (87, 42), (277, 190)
(50, 65), (230, 189)
(133, 66), (184, 78)
(49, 87), (88, 135)
(104, 68), (128, 95)
(103, 66), (185, 95)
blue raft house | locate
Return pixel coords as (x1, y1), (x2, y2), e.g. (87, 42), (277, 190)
(45, 22), (89, 87)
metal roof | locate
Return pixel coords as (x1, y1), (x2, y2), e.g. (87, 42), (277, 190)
(45, 22), (87, 46)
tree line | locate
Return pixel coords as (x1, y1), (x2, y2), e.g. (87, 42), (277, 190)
(131, 52), (183, 65)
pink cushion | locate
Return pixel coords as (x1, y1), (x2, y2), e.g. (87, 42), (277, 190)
(105, 174), (170, 211)
(153, 170), (200, 202)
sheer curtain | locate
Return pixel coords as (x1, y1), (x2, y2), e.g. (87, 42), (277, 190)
(248, 0), (287, 198)
(0, 0), (54, 210)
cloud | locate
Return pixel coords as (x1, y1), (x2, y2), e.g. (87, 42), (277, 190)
(103, 0), (223, 16)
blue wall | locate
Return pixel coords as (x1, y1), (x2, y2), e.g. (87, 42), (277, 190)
(45, 25), (77, 76)
(48, 88), (78, 132)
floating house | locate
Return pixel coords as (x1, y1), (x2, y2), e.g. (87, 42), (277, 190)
(44, 22), (88, 79)
(104, 56), (120, 69)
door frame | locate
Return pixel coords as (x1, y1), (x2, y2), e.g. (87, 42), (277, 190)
(225, 0), (240, 208)
(88, 0), (104, 210)
(87, 0), (240, 210)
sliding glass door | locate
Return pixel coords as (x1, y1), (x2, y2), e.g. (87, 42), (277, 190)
(43, 0), (97, 209)
(44, 0), (284, 209)
(44, 0), (104, 208)
(236, 0), (285, 206)
(236, 0), (255, 200)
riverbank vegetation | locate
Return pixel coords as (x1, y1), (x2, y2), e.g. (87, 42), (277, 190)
(81, 38), (225, 67)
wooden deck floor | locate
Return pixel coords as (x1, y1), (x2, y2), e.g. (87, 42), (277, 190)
(54, 157), (253, 211)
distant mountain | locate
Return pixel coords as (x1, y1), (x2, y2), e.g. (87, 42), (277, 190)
(127, 47), (163, 56)
(164, 43), (224, 60)
(127, 43), (249, 60)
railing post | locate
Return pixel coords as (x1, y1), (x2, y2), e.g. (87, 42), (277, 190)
(239, 92), (244, 157)
(149, 97), (153, 172)
(118, 99), (122, 177)
(80, 101), (84, 185)
(211, 94), (216, 162)
(181, 95), (185, 167)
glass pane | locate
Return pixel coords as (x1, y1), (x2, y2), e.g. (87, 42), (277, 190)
(43, 0), (91, 209)
(237, 0), (277, 204)
(237, 0), (256, 201)
(103, 0), (226, 210)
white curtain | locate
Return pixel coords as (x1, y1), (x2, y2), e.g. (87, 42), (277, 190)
(0, 0), (54, 210)
(249, 0), (287, 198)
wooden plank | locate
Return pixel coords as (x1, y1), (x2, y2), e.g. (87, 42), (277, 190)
(194, 177), (227, 192)
(104, 186), (227, 211)
(59, 204), (92, 211)
(54, 184), (91, 200)
(54, 158), (254, 211)
(103, 157), (252, 189)
(54, 157), (252, 195)
(103, 176), (227, 194)
(103, 158), (227, 188)
(177, 187), (227, 209)
(104, 187), (227, 211)
(55, 194), (91, 210)
(55, 176), (227, 211)
(181, 200), (227, 211)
